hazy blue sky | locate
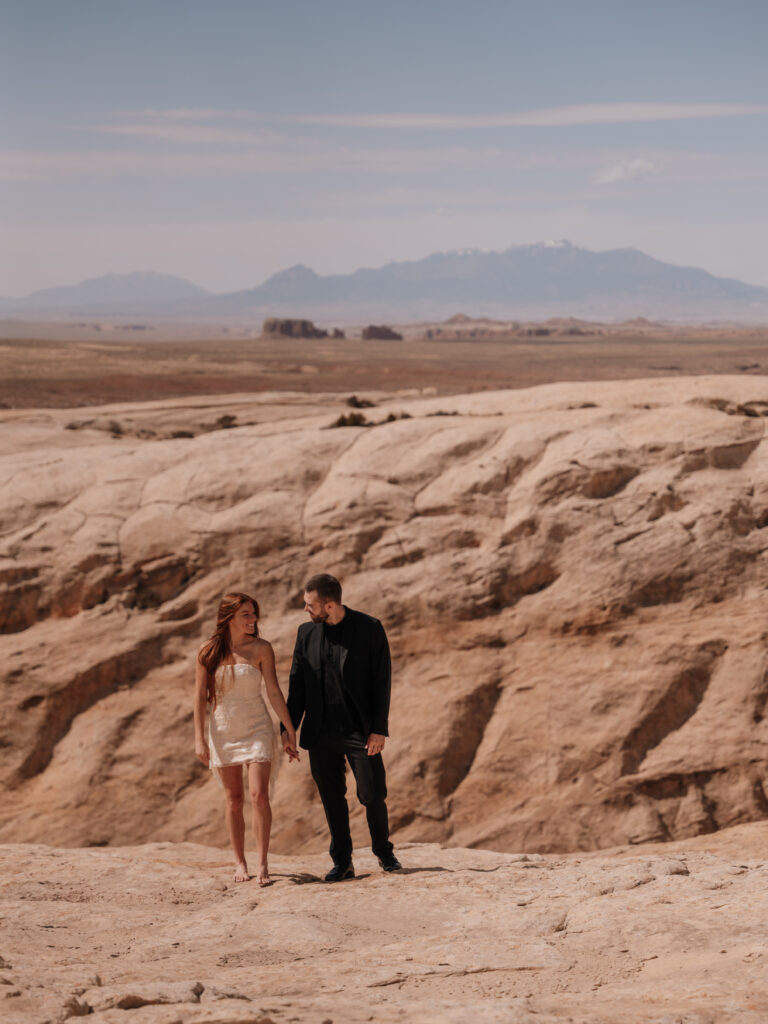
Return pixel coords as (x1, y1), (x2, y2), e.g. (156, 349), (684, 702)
(2, 0), (767, 295)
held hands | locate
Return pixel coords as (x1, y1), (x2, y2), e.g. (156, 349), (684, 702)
(195, 738), (210, 766)
(282, 729), (300, 763)
(366, 733), (386, 757)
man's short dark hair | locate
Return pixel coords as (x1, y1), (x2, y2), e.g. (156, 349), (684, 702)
(305, 573), (342, 604)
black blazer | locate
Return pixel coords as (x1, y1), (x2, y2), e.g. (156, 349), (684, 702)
(284, 607), (391, 749)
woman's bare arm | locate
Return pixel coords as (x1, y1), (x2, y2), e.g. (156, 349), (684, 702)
(194, 651), (210, 765)
(259, 641), (299, 760)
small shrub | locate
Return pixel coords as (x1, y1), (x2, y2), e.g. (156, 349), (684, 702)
(171, 430), (196, 439)
(215, 414), (237, 429)
(329, 412), (370, 428)
(346, 395), (375, 409)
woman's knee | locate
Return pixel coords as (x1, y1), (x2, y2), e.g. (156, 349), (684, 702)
(251, 789), (271, 812)
(225, 791), (244, 813)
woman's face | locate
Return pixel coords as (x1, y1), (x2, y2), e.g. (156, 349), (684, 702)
(231, 602), (257, 635)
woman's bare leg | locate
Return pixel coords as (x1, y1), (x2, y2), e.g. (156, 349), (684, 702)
(248, 760), (272, 886)
(219, 765), (249, 882)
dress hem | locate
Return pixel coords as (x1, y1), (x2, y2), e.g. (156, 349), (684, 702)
(211, 755), (272, 769)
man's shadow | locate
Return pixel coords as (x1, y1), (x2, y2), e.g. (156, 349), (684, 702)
(279, 865), (451, 884)
(391, 866), (451, 876)
(277, 872), (371, 885)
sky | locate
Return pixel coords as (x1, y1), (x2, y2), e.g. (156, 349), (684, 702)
(1, 0), (767, 296)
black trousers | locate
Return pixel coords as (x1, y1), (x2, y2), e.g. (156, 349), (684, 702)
(308, 732), (394, 865)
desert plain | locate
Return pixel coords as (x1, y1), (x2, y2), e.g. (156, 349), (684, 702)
(2, 317), (768, 408)
(2, 318), (768, 1023)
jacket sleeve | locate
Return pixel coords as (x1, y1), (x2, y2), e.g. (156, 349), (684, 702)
(369, 619), (392, 736)
(282, 630), (307, 733)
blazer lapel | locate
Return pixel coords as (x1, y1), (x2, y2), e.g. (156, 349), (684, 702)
(308, 624), (323, 676)
(338, 610), (353, 679)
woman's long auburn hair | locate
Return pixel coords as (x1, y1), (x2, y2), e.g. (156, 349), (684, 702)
(198, 592), (260, 705)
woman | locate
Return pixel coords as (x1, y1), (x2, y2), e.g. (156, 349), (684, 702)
(194, 592), (298, 885)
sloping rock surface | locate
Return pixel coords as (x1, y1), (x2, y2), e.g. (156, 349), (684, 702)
(1, 828), (767, 1024)
(1, 377), (768, 854)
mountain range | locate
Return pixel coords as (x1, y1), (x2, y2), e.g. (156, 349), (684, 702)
(3, 242), (768, 323)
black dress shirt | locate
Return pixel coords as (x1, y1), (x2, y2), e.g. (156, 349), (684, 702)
(320, 618), (362, 736)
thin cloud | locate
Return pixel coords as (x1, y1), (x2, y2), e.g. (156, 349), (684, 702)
(89, 122), (281, 146)
(0, 144), (523, 182)
(124, 108), (263, 121)
(125, 102), (768, 130)
(593, 158), (660, 185)
(266, 102), (768, 129)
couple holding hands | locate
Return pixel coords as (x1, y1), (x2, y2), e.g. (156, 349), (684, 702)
(193, 573), (401, 885)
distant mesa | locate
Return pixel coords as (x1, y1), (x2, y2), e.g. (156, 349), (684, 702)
(624, 316), (662, 327)
(261, 318), (401, 340)
(262, 317), (345, 339)
(361, 324), (403, 341)
(434, 312), (725, 341)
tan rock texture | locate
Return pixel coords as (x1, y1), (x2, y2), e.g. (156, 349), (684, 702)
(1, 377), (768, 855)
(1, 827), (767, 1024)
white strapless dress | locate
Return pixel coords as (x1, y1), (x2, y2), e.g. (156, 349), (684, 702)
(208, 662), (276, 770)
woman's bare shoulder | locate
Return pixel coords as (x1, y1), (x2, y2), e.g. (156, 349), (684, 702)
(240, 637), (271, 664)
(235, 635), (268, 651)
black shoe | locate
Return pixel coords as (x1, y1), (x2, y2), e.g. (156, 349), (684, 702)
(324, 863), (355, 883)
(378, 853), (402, 873)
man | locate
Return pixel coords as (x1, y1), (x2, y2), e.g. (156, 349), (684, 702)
(282, 573), (401, 881)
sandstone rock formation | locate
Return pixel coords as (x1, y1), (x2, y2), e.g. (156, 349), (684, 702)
(1, 825), (767, 1024)
(1, 377), (768, 856)
(361, 324), (403, 340)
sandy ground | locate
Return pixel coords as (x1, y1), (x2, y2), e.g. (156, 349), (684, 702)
(1, 825), (767, 1024)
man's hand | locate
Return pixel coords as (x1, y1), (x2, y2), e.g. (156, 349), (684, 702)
(195, 738), (210, 766)
(282, 729), (300, 762)
(366, 733), (386, 757)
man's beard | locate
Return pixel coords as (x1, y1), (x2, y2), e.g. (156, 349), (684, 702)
(308, 610), (328, 623)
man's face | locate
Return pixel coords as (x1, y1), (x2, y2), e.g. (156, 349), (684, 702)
(304, 590), (330, 623)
